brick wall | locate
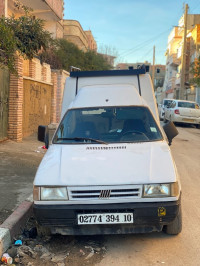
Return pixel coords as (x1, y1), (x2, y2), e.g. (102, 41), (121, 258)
(51, 72), (57, 124)
(8, 55), (23, 142)
(7, 55), (67, 141)
(52, 70), (69, 122)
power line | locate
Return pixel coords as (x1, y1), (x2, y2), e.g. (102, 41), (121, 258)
(119, 28), (171, 58)
(139, 47), (153, 62)
(190, 2), (200, 13)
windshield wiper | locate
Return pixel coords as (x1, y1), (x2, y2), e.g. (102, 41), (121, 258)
(57, 137), (108, 145)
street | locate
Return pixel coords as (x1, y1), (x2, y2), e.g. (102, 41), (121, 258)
(6, 125), (199, 266)
(95, 125), (200, 266)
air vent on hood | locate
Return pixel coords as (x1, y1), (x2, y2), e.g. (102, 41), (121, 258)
(86, 146), (126, 150)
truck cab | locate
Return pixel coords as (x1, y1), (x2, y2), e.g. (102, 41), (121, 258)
(34, 68), (181, 235)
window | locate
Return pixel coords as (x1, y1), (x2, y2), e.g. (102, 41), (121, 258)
(53, 106), (163, 144)
(178, 102), (196, 109)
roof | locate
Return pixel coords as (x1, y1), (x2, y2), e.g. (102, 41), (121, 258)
(70, 84), (145, 109)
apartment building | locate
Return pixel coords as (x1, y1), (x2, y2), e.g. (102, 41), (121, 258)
(1, 0), (64, 38)
(117, 62), (165, 90)
(63, 20), (97, 52)
(163, 14), (200, 102)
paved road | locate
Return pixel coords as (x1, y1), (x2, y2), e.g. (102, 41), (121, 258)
(1, 126), (200, 266)
(96, 125), (200, 266)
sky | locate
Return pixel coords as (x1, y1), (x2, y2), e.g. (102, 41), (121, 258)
(64, 0), (200, 65)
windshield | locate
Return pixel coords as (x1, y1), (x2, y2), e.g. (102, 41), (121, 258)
(178, 102), (199, 109)
(53, 106), (163, 144)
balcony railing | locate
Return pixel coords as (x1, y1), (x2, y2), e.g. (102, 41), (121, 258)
(168, 53), (180, 66)
(45, 0), (63, 19)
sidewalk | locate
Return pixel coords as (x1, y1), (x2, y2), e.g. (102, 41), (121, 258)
(0, 134), (46, 224)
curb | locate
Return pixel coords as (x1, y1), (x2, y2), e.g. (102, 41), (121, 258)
(0, 199), (33, 257)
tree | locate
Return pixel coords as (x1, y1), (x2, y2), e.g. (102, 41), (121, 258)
(40, 39), (112, 72)
(190, 56), (200, 87)
(0, 14), (53, 73)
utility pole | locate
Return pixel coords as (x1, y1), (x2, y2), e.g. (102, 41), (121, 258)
(152, 45), (155, 90)
(179, 3), (189, 100)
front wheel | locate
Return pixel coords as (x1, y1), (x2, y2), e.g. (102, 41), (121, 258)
(163, 205), (182, 235)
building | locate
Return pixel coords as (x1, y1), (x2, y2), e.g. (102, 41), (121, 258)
(85, 30), (97, 51)
(163, 14), (200, 101)
(1, 0), (64, 38)
(63, 20), (97, 52)
(116, 62), (166, 90)
(0, 0), (68, 142)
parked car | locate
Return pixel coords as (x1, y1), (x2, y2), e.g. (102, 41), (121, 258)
(34, 68), (181, 236)
(164, 99), (200, 128)
(158, 99), (173, 120)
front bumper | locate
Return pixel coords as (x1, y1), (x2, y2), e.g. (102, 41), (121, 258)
(33, 198), (181, 235)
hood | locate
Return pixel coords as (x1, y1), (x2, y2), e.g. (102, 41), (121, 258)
(34, 141), (176, 186)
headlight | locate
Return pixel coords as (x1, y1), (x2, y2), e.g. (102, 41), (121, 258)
(143, 184), (170, 197)
(143, 183), (179, 198)
(41, 187), (68, 201)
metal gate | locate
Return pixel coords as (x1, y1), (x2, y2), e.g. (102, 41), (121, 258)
(0, 69), (9, 141)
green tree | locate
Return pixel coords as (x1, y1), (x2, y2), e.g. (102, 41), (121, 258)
(40, 39), (112, 72)
(0, 15), (53, 73)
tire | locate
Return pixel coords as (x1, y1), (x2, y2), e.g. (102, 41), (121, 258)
(163, 205), (182, 235)
(196, 124), (200, 129)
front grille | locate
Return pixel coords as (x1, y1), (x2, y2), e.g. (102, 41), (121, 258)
(68, 185), (142, 201)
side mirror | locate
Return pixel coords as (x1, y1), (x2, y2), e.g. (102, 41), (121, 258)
(38, 125), (49, 149)
(163, 121), (178, 146)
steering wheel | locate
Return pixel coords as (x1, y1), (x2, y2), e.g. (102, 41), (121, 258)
(121, 130), (149, 140)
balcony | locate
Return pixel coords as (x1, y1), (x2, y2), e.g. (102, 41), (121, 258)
(167, 53), (180, 66)
(8, 0), (63, 21)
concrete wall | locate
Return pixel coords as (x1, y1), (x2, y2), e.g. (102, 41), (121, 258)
(22, 79), (52, 137)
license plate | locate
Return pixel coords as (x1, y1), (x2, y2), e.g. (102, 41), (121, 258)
(77, 213), (134, 225)
(182, 118), (194, 122)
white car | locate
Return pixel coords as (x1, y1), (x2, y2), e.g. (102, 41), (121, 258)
(164, 99), (200, 128)
(158, 99), (173, 120)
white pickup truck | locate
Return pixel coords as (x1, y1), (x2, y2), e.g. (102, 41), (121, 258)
(34, 68), (181, 235)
